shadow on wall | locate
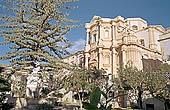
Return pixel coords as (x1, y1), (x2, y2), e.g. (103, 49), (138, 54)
(142, 58), (162, 71)
(143, 98), (165, 110)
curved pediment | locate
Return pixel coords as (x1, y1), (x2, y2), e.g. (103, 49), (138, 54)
(90, 15), (101, 24)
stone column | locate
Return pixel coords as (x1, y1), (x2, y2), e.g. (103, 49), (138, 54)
(122, 46), (127, 66)
(98, 22), (101, 39)
(98, 24), (102, 46)
(86, 29), (90, 45)
(85, 53), (89, 69)
(111, 22), (116, 45)
(148, 28), (156, 49)
(96, 31), (99, 42)
(98, 48), (102, 69)
(112, 48), (117, 77)
(122, 50), (126, 66)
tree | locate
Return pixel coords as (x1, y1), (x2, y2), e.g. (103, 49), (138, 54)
(118, 62), (170, 109)
(82, 81), (117, 110)
(146, 63), (170, 109)
(118, 62), (146, 109)
(64, 67), (106, 110)
(0, 0), (78, 70)
(0, 66), (13, 110)
(64, 68), (91, 110)
(0, 66), (10, 92)
(0, 0), (78, 98)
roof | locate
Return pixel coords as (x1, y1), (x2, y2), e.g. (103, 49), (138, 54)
(125, 17), (147, 24)
(62, 50), (84, 59)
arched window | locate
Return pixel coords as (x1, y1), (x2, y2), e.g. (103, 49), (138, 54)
(93, 34), (96, 42)
(88, 35), (91, 44)
(89, 35), (91, 44)
(132, 25), (138, 30)
(105, 30), (109, 38)
(104, 55), (110, 64)
(140, 39), (145, 46)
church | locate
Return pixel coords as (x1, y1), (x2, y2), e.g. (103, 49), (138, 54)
(63, 15), (170, 76)
(62, 15), (170, 109)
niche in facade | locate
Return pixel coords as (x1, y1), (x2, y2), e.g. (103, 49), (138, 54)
(132, 25), (138, 30)
(105, 30), (109, 39)
(93, 34), (97, 42)
(103, 54), (110, 65)
(88, 34), (91, 44)
(140, 39), (145, 46)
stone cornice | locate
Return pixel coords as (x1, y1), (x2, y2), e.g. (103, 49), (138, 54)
(125, 18), (147, 24)
(135, 25), (165, 33)
(147, 25), (165, 33)
(62, 50), (84, 59)
(118, 42), (162, 55)
(159, 32), (170, 41)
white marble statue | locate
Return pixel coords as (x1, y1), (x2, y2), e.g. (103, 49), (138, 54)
(26, 62), (40, 98)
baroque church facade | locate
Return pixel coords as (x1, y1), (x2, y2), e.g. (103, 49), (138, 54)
(64, 15), (170, 75)
(62, 15), (170, 109)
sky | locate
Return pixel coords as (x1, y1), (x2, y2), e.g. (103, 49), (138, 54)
(67, 0), (170, 52)
(0, 0), (170, 64)
(66, 0), (170, 55)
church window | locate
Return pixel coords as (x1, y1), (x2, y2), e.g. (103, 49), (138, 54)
(105, 30), (109, 38)
(88, 35), (90, 44)
(89, 35), (91, 44)
(132, 25), (138, 30)
(104, 55), (110, 64)
(140, 39), (145, 46)
(93, 34), (96, 42)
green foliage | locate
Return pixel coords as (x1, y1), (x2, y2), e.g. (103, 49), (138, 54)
(90, 87), (101, 106)
(152, 63), (170, 101)
(83, 102), (98, 110)
(83, 86), (113, 110)
(157, 63), (170, 72)
(64, 67), (106, 98)
(82, 71), (117, 110)
(118, 62), (170, 108)
(64, 68), (92, 92)
(0, 66), (11, 92)
(41, 87), (50, 97)
(0, 93), (14, 110)
(1, 104), (14, 110)
(0, 77), (11, 92)
(0, 0), (78, 99)
(0, 67), (4, 73)
(64, 68), (110, 110)
(118, 62), (145, 91)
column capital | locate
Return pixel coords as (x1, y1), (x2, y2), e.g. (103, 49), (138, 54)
(111, 21), (116, 26)
(112, 47), (117, 53)
(98, 48), (102, 53)
(121, 45), (127, 51)
(148, 27), (154, 32)
(86, 28), (90, 33)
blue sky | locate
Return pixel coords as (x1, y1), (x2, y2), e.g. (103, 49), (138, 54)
(67, 0), (170, 52)
(0, 0), (170, 64)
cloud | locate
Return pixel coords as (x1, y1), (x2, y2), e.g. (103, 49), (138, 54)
(68, 38), (86, 53)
